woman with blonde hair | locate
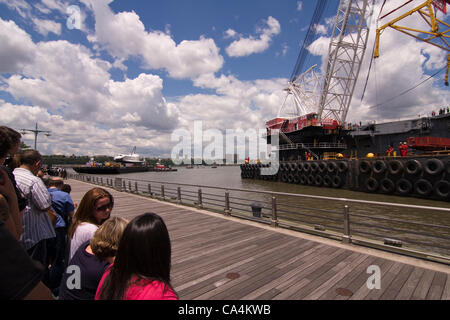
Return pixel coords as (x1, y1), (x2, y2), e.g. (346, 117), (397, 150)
(59, 217), (128, 300)
(68, 188), (114, 261)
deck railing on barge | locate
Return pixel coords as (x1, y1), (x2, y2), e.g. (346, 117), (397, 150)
(277, 142), (347, 150)
(69, 173), (450, 265)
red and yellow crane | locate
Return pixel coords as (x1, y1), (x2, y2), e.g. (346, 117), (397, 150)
(374, 0), (450, 85)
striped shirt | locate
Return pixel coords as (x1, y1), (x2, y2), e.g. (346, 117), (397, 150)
(13, 168), (55, 250)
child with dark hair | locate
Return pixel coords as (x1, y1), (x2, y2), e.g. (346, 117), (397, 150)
(95, 212), (177, 300)
(61, 184), (77, 209)
(61, 184), (71, 194)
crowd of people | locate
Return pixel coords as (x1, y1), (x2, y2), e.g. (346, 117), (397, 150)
(0, 126), (177, 300)
(431, 107), (449, 116)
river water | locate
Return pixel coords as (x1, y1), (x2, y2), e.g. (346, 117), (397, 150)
(68, 166), (450, 257)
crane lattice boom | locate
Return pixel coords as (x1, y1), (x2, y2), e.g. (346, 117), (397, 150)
(318, 0), (375, 126)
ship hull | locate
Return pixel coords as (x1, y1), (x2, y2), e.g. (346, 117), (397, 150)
(73, 166), (151, 174)
(241, 155), (450, 202)
(72, 166), (178, 174)
(270, 114), (450, 161)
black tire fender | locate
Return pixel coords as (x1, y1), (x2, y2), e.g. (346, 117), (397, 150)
(318, 161), (327, 173)
(380, 178), (395, 193)
(315, 175), (323, 186)
(299, 174), (307, 185)
(327, 161), (338, 174)
(303, 162), (311, 173)
(307, 175), (315, 185)
(414, 179), (433, 196)
(359, 160), (372, 174)
(434, 180), (450, 199)
(424, 158), (444, 176)
(405, 159), (422, 175)
(332, 176), (342, 188)
(287, 173), (294, 183)
(388, 160), (404, 175)
(323, 175), (332, 187)
(373, 160), (387, 174)
(337, 161), (348, 173)
(365, 177), (379, 192)
(396, 178), (412, 195)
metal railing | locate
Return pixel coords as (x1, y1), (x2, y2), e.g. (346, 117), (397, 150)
(277, 142), (347, 150)
(70, 173), (450, 264)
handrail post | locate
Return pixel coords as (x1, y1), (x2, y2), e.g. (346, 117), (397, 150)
(123, 180), (126, 191)
(148, 184), (152, 197)
(271, 196), (278, 228)
(177, 187), (182, 203)
(197, 188), (203, 209)
(128, 181), (132, 193)
(224, 191), (231, 216)
(135, 182), (138, 193)
(100, 177), (103, 185)
(115, 178), (122, 191)
(343, 205), (352, 244)
(161, 185), (165, 199)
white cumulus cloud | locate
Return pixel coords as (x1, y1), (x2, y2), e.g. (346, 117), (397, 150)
(32, 17), (62, 36)
(81, 0), (224, 79)
(226, 16), (281, 58)
(0, 19), (180, 134)
(0, 19), (36, 73)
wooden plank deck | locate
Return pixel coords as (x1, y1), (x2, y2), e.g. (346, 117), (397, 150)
(67, 179), (450, 300)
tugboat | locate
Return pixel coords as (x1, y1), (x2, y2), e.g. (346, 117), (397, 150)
(153, 160), (178, 172)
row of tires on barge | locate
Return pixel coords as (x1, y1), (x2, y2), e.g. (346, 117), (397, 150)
(240, 155), (450, 201)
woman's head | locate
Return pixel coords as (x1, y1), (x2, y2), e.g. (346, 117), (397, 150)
(98, 212), (173, 299)
(69, 188), (114, 239)
(116, 212), (171, 279)
(90, 217), (128, 260)
(0, 128), (12, 165)
(0, 126), (21, 156)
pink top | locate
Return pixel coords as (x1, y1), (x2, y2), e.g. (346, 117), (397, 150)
(95, 266), (178, 300)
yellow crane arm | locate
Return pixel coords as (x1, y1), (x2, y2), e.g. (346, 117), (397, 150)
(374, 0), (450, 85)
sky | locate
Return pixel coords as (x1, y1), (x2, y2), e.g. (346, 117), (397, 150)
(0, 0), (449, 158)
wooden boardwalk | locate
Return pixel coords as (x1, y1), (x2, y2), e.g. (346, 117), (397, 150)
(68, 179), (450, 300)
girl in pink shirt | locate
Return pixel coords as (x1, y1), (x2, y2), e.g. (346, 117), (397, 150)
(95, 212), (177, 300)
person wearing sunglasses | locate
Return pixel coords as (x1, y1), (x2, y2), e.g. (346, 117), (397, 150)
(68, 188), (114, 261)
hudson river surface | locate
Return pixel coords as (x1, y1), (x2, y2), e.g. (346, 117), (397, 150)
(69, 166), (450, 256)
